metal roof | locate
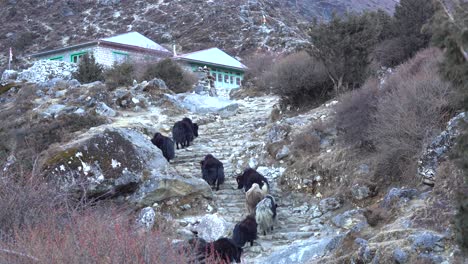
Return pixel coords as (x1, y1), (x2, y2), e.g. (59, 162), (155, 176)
(176, 48), (247, 71)
(30, 32), (170, 57)
(101, 32), (170, 53)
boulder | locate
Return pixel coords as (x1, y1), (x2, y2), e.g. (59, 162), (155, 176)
(95, 102), (116, 117)
(1, 70), (18, 82)
(136, 207), (156, 229)
(381, 188), (418, 209)
(351, 183), (376, 200)
(418, 112), (466, 186)
(319, 197), (343, 213)
(259, 235), (338, 264)
(275, 145), (290, 160)
(38, 126), (212, 206)
(410, 231), (445, 252)
(193, 214), (231, 242)
(393, 248), (408, 263)
(332, 209), (367, 230)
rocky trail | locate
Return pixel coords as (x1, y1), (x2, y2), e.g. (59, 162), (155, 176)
(166, 94), (338, 263)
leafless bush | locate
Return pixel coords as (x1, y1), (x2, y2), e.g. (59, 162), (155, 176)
(370, 48), (452, 183)
(335, 78), (380, 149)
(0, 206), (195, 264)
(265, 51), (331, 107)
(243, 52), (280, 92)
(0, 173), (63, 239)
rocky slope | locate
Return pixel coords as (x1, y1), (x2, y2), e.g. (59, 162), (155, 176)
(1, 60), (462, 263)
(0, 0), (396, 67)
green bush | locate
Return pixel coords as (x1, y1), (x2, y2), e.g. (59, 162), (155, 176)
(307, 11), (387, 93)
(265, 51), (331, 107)
(104, 62), (135, 90)
(73, 53), (104, 83)
(142, 59), (196, 93)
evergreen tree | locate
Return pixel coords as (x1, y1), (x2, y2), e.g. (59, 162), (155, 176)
(393, 0), (435, 62)
(432, 0), (468, 254)
(73, 53), (104, 83)
(307, 12), (386, 93)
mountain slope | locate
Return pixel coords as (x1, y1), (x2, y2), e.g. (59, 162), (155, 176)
(0, 0), (396, 66)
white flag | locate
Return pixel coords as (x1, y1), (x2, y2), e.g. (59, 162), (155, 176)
(9, 47), (12, 62)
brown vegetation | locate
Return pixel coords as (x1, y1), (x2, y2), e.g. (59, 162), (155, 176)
(265, 51), (331, 107)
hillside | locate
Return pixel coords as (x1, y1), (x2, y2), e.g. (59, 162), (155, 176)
(0, 0), (396, 67)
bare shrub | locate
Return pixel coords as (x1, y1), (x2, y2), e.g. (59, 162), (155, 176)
(370, 48), (452, 183)
(0, 206), (195, 264)
(265, 51), (332, 107)
(142, 59), (197, 93)
(335, 78), (380, 149)
(0, 173), (62, 239)
(243, 52), (280, 92)
(104, 62), (135, 90)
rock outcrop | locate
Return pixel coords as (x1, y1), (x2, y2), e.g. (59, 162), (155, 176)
(38, 126), (212, 206)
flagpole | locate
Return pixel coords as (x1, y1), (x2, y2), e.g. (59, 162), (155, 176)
(8, 47), (11, 70)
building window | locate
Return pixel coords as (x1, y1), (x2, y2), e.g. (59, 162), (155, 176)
(112, 51), (129, 63)
(230, 76), (234, 84)
(49, 56), (63, 61)
(218, 73), (222, 82)
(236, 78), (241, 85)
(212, 72), (216, 79)
(70, 51), (88, 63)
(224, 74), (229, 83)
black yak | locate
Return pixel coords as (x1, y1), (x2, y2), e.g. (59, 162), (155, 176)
(182, 117), (199, 137)
(172, 117), (199, 149)
(150, 132), (175, 162)
(210, 238), (243, 263)
(200, 154), (225, 191)
(256, 195), (278, 236)
(232, 215), (258, 247)
(236, 168), (269, 193)
(188, 237), (242, 263)
(245, 183), (265, 215)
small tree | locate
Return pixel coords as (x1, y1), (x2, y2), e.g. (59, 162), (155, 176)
(73, 53), (104, 83)
(392, 0), (435, 63)
(142, 59), (196, 93)
(307, 12), (385, 94)
(104, 62), (135, 90)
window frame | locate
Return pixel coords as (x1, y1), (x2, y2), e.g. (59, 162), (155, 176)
(70, 51), (88, 63)
(49, 56), (64, 61)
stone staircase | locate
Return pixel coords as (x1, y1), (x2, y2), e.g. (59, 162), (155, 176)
(168, 95), (327, 263)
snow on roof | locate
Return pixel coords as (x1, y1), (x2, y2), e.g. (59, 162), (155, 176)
(101, 32), (170, 53)
(177, 48), (247, 70)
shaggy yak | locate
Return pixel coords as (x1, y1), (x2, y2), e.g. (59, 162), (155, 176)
(172, 117), (198, 149)
(150, 132), (175, 162)
(245, 183), (265, 215)
(236, 168), (269, 193)
(232, 215), (258, 247)
(256, 195), (278, 236)
(188, 237), (242, 263)
(200, 154), (225, 191)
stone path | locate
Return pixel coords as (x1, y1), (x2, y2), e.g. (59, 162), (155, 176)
(168, 95), (332, 263)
